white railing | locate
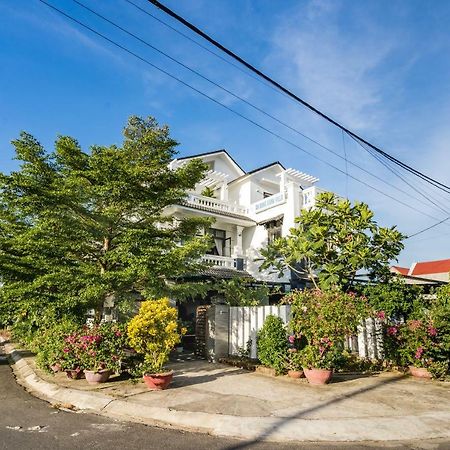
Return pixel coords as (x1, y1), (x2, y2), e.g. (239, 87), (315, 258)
(185, 193), (247, 215)
(251, 192), (286, 213)
(202, 254), (236, 268)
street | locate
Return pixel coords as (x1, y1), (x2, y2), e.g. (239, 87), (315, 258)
(0, 357), (448, 450)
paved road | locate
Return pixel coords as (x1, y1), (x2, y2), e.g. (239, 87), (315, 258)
(0, 356), (448, 450)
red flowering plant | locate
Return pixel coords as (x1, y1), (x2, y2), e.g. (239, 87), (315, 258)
(290, 289), (371, 369)
(394, 318), (443, 371)
(58, 330), (84, 373)
(77, 323), (127, 373)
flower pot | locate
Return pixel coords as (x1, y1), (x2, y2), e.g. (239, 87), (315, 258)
(303, 368), (333, 385)
(409, 366), (432, 379)
(288, 369), (304, 379)
(84, 369), (112, 384)
(65, 369), (84, 380)
(50, 363), (61, 373)
(143, 371), (173, 390)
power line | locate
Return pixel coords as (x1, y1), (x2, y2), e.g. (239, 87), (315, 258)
(70, 0), (450, 219)
(406, 216), (450, 239)
(147, 0), (450, 194)
(123, 0), (281, 95)
(37, 0), (448, 227)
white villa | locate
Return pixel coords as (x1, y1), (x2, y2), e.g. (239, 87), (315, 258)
(166, 149), (325, 290)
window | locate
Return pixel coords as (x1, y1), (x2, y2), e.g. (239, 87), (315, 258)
(207, 228), (231, 257)
(264, 218), (283, 244)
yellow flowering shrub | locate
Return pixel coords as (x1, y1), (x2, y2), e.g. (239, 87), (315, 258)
(127, 298), (183, 374)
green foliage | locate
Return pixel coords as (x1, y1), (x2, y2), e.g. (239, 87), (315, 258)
(289, 288), (371, 369)
(215, 278), (269, 306)
(257, 315), (288, 374)
(260, 192), (405, 290)
(0, 116), (212, 338)
(363, 279), (423, 320)
(382, 286), (449, 378)
(77, 323), (127, 372)
(284, 349), (304, 371)
(299, 344), (345, 370)
(34, 319), (82, 372)
(201, 186), (216, 198)
(127, 298), (183, 374)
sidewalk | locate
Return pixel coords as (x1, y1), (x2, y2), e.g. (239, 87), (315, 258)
(2, 337), (450, 444)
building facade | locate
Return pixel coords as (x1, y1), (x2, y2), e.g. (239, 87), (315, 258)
(166, 149), (325, 288)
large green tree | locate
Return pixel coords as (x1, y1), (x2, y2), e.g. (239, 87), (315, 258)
(0, 116), (211, 331)
(260, 192), (405, 290)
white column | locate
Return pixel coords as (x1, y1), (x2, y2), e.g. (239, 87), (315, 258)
(233, 225), (244, 257)
(219, 182), (228, 201)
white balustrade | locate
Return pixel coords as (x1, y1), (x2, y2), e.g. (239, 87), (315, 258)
(251, 192), (286, 213)
(202, 254), (236, 268)
(185, 193), (247, 215)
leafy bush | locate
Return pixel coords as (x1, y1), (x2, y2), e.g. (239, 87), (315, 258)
(363, 280), (423, 321)
(127, 298), (184, 375)
(35, 319), (82, 372)
(290, 289), (370, 369)
(77, 323), (127, 372)
(257, 315), (288, 374)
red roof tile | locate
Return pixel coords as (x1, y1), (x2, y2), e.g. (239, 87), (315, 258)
(391, 266), (409, 275)
(410, 258), (450, 275)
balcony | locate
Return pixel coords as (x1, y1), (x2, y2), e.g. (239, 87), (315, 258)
(202, 254), (236, 268)
(184, 193), (248, 216)
(251, 192), (286, 214)
(302, 186), (327, 209)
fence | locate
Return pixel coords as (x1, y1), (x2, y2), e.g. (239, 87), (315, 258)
(224, 305), (384, 360)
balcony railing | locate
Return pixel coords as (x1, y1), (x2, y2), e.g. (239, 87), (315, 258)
(302, 186), (327, 209)
(184, 193), (247, 215)
(251, 192), (286, 213)
(202, 254), (236, 268)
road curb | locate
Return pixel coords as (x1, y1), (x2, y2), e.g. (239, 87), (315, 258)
(1, 337), (450, 443)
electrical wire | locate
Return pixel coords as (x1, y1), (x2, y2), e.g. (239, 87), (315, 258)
(67, 0), (450, 220)
(37, 0), (449, 228)
(147, 0), (450, 194)
(406, 216), (450, 239)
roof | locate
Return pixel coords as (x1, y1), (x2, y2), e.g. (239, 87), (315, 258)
(176, 149), (245, 175)
(391, 266), (409, 275)
(228, 162), (285, 185)
(410, 258), (450, 276)
(201, 267), (253, 279)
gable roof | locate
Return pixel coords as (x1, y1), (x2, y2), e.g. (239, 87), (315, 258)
(176, 149), (245, 175)
(410, 258), (450, 276)
(228, 162), (285, 185)
(391, 266), (409, 275)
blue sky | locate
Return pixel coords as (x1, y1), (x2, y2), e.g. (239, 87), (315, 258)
(1, 0), (450, 267)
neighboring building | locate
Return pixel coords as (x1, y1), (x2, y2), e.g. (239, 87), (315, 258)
(390, 259), (450, 285)
(166, 149), (325, 291)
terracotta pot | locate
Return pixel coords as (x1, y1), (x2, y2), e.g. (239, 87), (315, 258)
(303, 368), (333, 385)
(50, 363), (61, 373)
(84, 369), (112, 384)
(65, 369), (84, 380)
(143, 371), (173, 390)
(288, 369), (304, 379)
(409, 366), (432, 379)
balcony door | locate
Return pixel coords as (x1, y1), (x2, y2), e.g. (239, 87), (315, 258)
(207, 228), (231, 257)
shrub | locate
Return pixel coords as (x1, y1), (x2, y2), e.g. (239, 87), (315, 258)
(35, 320), (82, 373)
(77, 323), (127, 372)
(290, 289), (370, 369)
(127, 298), (184, 375)
(257, 315), (288, 374)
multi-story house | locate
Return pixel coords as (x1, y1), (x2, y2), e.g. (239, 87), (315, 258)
(166, 149), (325, 293)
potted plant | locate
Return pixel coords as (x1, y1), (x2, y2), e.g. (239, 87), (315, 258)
(78, 323), (127, 384)
(290, 289), (369, 385)
(285, 349), (304, 379)
(58, 331), (85, 379)
(127, 298), (185, 390)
